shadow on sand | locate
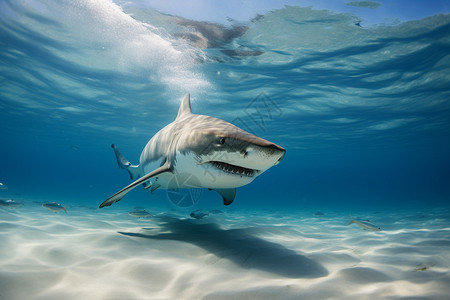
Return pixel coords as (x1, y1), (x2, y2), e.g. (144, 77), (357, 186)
(119, 216), (328, 278)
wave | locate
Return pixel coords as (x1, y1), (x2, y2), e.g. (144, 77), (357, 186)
(1, 1), (449, 148)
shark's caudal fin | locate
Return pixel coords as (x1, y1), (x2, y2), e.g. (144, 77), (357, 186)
(111, 144), (141, 180)
(347, 216), (355, 225)
(176, 93), (192, 119)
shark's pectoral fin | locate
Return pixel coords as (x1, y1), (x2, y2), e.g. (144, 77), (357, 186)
(213, 188), (236, 206)
(100, 163), (172, 208)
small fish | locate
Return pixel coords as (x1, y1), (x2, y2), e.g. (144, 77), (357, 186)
(209, 209), (224, 215)
(190, 210), (209, 219)
(128, 209), (151, 218)
(414, 262), (435, 272)
(0, 198), (23, 208)
(42, 202), (67, 213)
(348, 216), (381, 231)
(314, 211), (325, 216)
(0, 182), (8, 190)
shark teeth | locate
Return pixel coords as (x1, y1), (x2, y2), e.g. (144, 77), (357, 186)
(209, 161), (255, 177)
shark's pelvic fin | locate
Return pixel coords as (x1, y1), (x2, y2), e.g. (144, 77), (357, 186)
(213, 188), (236, 205)
(150, 183), (161, 192)
(111, 144), (140, 180)
(176, 93), (192, 119)
(99, 162), (172, 208)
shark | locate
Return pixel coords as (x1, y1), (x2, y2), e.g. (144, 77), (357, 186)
(348, 216), (382, 231)
(42, 201), (67, 213)
(99, 94), (285, 208)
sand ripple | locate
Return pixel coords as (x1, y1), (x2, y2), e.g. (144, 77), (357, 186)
(1, 207), (449, 299)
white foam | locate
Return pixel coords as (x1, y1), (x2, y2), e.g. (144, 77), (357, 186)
(20, 0), (210, 94)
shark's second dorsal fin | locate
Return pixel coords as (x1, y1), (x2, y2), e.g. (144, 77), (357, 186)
(176, 93), (192, 119)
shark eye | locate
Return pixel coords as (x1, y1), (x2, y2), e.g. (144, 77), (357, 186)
(219, 137), (226, 145)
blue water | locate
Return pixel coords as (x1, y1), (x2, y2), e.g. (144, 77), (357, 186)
(1, 1), (449, 213)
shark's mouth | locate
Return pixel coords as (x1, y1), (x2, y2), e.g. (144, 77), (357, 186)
(209, 161), (255, 177)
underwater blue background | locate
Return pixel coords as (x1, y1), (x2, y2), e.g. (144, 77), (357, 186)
(1, 0), (449, 212)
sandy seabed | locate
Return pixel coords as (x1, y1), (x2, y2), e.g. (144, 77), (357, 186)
(1, 203), (449, 300)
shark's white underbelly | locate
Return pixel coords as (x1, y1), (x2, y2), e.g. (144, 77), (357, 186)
(142, 151), (255, 190)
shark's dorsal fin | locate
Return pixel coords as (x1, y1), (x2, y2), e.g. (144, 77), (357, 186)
(176, 93), (192, 119)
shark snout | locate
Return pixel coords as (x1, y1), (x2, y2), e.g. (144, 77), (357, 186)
(244, 143), (285, 168)
(276, 148), (286, 164)
(271, 144), (285, 165)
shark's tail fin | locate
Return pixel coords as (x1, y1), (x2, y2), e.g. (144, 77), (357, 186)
(63, 206), (67, 214)
(111, 144), (141, 180)
(347, 215), (355, 226)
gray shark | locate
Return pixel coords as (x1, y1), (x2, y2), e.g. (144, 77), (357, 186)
(348, 216), (382, 231)
(128, 208), (151, 218)
(0, 198), (23, 208)
(100, 94), (285, 208)
(42, 201), (67, 213)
